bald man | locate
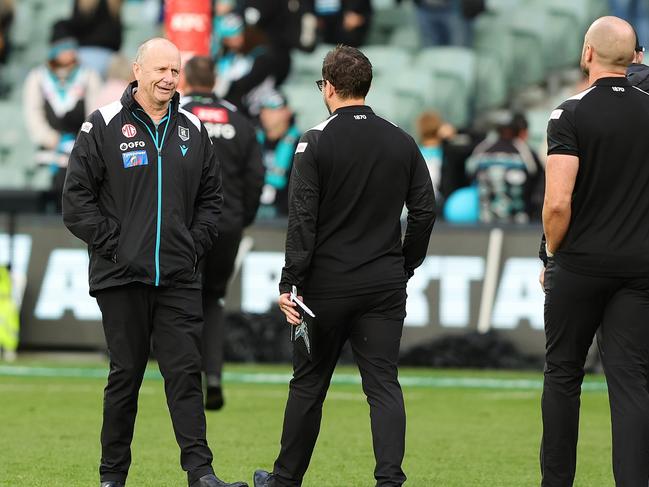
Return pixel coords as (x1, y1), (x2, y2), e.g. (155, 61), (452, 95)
(62, 39), (248, 487)
(539, 17), (649, 487)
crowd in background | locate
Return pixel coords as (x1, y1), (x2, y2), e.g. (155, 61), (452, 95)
(1, 0), (648, 224)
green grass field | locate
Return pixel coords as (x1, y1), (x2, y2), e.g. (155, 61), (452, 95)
(0, 359), (614, 487)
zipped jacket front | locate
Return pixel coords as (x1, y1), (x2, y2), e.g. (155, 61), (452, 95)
(63, 81), (222, 295)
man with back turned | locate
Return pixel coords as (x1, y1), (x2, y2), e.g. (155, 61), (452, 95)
(540, 16), (649, 487)
(253, 45), (436, 487)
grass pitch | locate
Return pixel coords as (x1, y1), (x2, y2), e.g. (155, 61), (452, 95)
(0, 359), (613, 486)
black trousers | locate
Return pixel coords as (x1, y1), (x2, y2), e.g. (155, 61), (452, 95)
(201, 229), (242, 380)
(272, 288), (407, 487)
(95, 283), (214, 485)
(541, 260), (649, 487)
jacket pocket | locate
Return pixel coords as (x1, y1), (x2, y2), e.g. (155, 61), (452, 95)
(163, 215), (198, 282)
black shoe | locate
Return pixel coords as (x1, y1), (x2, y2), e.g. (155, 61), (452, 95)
(190, 473), (248, 487)
(100, 482), (125, 487)
(205, 385), (224, 410)
(253, 470), (274, 487)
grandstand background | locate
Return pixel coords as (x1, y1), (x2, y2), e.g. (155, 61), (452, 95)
(0, 0), (632, 191)
(0, 0), (642, 360)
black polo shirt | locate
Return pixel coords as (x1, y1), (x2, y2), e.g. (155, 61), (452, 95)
(547, 76), (649, 277)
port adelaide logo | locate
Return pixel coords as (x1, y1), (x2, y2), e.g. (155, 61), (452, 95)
(178, 126), (190, 141)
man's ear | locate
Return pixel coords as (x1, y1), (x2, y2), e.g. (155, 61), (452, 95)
(132, 62), (141, 81)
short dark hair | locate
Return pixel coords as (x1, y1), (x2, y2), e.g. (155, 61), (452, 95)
(322, 45), (372, 100)
(184, 56), (216, 89)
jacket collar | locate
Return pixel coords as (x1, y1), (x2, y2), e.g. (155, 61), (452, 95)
(121, 80), (180, 114)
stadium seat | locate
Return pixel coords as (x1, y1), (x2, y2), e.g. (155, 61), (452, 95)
(285, 85), (330, 134)
(361, 46), (412, 76)
(484, 0), (531, 14)
(474, 52), (508, 112)
(472, 13), (515, 91)
(0, 100), (35, 187)
(525, 108), (551, 155)
(389, 25), (421, 52)
(366, 1), (416, 45)
(504, 6), (552, 89)
(543, 0), (590, 69)
(367, 77), (421, 133)
(414, 47), (476, 127)
(291, 44), (334, 81)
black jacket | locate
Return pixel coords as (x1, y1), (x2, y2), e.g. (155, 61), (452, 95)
(279, 105), (436, 298)
(63, 82), (222, 294)
(180, 92), (264, 233)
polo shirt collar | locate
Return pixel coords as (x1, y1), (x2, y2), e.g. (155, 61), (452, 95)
(333, 105), (373, 115)
(594, 76), (631, 87)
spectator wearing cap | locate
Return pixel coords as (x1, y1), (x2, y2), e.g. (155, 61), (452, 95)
(23, 19), (101, 210)
(215, 13), (286, 117)
(465, 112), (544, 224)
(627, 29), (649, 89)
(256, 92), (300, 218)
(69, 0), (123, 78)
(211, 0), (237, 58)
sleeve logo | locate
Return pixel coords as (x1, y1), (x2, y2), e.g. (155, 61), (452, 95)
(549, 109), (563, 120)
(295, 142), (308, 154)
(81, 122), (93, 133)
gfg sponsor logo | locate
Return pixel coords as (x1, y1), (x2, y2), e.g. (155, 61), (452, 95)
(120, 141), (146, 151)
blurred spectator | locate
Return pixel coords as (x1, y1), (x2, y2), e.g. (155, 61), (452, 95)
(256, 91), (300, 218)
(69, 0), (123, 78)
(609, 0), (649, 57)
(627, 29), (649, 89)
(465, 112), (544, 224)
(242, 0), (317, 54)
(211, 0), (237, 58)
(314, 0), (372, 47)
(23, 20), (101, 210)
(414, 0), (470, 47)
(0, 0), (13, 64)
(93, 53), (134, 109)
(0, 0), (14, 97)
(215, 13), (285, 117)
(416, 110), (456, 204)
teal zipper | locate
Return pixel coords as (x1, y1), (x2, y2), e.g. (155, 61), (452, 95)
(131, 107), (172, 286)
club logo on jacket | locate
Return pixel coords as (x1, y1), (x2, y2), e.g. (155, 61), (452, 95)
(178, 126), (190, 141)
(122, 124), (137, 138)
